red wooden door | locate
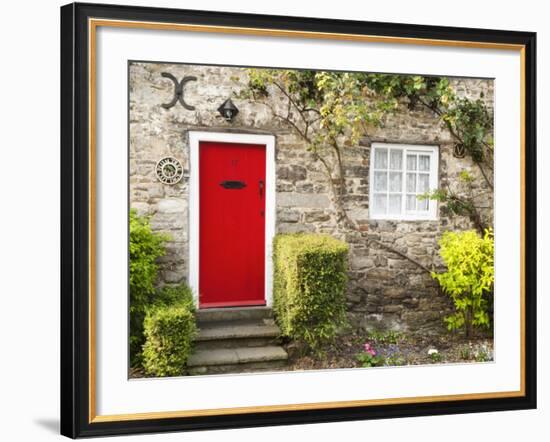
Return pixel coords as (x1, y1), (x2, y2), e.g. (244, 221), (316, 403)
(199, 141), (266, 308)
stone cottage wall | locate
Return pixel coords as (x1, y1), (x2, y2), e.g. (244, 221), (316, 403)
(129, 62), (494, 334)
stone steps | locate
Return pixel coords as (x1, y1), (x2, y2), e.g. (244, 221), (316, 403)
(195, 320), (280, 349)
(187, 346), (288, 375)
(188, 307), (288, 375)
(196, 306), (272, 323)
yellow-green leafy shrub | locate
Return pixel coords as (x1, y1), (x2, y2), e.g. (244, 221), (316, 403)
(154, 283), (194, 309)
(129, 209), (169, 366)
(142, 302), (197, 377)
(273, 233), (349, 352)
(432, 229), (494, 336)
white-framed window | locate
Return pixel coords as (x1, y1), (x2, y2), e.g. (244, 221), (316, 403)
(369, 143), (439, 220)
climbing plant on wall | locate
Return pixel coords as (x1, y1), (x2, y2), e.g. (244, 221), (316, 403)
(364, 74), (494, 234)
(239, 69), (494, 238)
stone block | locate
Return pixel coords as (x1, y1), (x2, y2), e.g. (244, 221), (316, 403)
(277, 165), (307, 182)
(163, 269), (187, 283)
(383, 287), (408, 300)
(383, 304), (403, 313)
(388, 258), (418, 271)
(151, 213), (186, 230)
(277, 192), (331, 209)
(402, 297), (419, 307)
(304, 210), (331, 223)
(277, 223), (315, 234)
(148, 183), (165, 199)
(367, 268), (392, 280)
(346, 207), (369, 223)
(351, 256), (375, 270)
(156, 198), (186, 214)
(277, 208), (300, 223)
(296, 182), (314, 192)
(131, 202), (151, 215)
(401, 311), (443, 330)
(276, 183), (294, 192)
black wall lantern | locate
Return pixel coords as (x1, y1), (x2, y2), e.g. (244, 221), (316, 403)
(218, 98), (239, 122)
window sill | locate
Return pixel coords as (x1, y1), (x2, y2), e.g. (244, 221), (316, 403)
(369, 215), (438, 222)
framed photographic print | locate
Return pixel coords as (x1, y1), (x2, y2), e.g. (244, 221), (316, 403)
(60, 2), (537, 438)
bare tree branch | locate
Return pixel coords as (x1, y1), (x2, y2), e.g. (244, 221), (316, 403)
(368, 238), (433, 274)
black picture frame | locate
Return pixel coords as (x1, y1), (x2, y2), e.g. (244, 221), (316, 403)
(60, 2), (537, 438)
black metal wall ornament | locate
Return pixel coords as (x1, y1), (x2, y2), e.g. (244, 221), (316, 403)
(453, 143), (466, 158)
(161, 72), (197, 110)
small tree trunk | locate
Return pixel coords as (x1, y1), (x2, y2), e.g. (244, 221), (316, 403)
(465, 305), (474, 338)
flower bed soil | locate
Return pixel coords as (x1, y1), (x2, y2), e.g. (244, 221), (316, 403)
(284, 330), (493, 371)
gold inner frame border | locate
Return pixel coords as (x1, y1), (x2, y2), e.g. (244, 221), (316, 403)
(87, 17), (527, 423)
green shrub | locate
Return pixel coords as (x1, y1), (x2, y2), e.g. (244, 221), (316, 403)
(432, 228), (494, 336)
(142, 303), (197, 377)
(154, 284), (195, 310)
(273, 233), (349, 352)
(129, 209), (170, 366)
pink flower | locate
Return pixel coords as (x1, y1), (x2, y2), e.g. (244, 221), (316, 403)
(364, 342), (376, 356)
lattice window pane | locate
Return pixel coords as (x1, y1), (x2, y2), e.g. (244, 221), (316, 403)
(406, 154), (417, 171)
(406, 194), (417, 211)
(390, 150), (403, 170)
(417, 197), (429, 211)
(389, 172), (402, 192)
(418, 173), (430, 193)
(419, 154), (430, 171)
(406, 173), (416, 193)
(372, 193), (387, 214)
(373, 171), (388, 192)
(374, 148), (388, 169)
(389, 194), (402, 214)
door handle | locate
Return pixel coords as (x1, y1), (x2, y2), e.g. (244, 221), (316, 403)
(259, 180), (264, 198)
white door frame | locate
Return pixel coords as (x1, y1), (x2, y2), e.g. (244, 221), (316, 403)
(188, 131), (276, 308)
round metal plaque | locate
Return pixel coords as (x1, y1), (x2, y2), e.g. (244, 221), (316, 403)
(155, 157), (184, 185)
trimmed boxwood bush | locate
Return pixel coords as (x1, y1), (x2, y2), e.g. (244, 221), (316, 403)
(142, 301), (197, 377)
(273, 233), (349, 352)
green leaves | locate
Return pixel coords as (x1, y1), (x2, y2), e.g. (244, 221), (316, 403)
(432, 229), (494, 335)
(142, 302), (197, 377)
(242, 69), (492, 200)
(363, 73), (493, 168)
(242, 68), (493, 238)
(244, 68), (493, 169)
(356, 351), (385, 368)
(153, 284), (195, 310)
(129, 209), (170, 366)
(443, 98), (492, 163)
(273, 234), (349, 353)
(129, 209), (169, 304)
